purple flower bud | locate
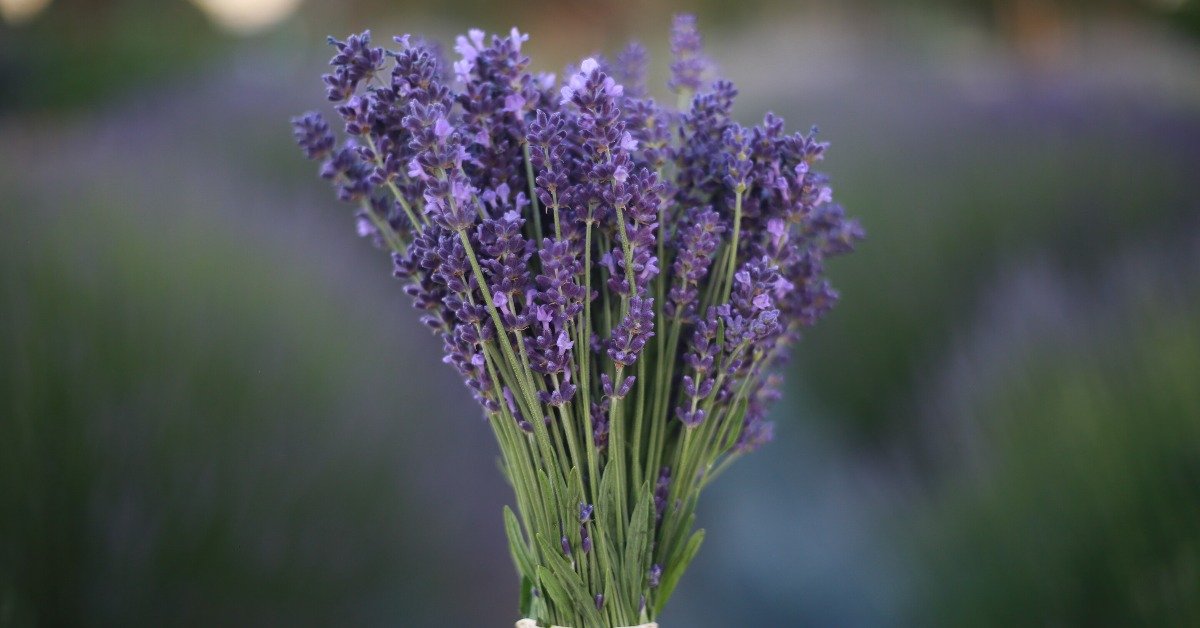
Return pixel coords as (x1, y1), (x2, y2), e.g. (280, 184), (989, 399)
(503, 93), (526, 114)
(668, 207), (723, 320)
(323, 31), (384, 101)
(556, 331), (573, 354)
(676, 406), (706, 428)
(580, 525), (592, 554)
(607, 296), (655, 367)
(654, 467), (672, 520)
(292, 112), (335, 159)
(434, 117), (452, 139)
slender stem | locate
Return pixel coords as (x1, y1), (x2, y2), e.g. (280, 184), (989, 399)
(720, 188), (744, 305)
(522, 142), (544, 245)
(607, 365), (629, 541)
(357, 198), (405, 254)
(648, 195), (669, 484)
(550, 373), (586, 500)
(630, 351), (647, 490)
(458, 230), (562, 490)
(363, 134), (426, 230)
(613, 203), (637, 313)
(580, 219), (600, 500)
(647, 315), (684, 485)
(551, 192), (562, 241)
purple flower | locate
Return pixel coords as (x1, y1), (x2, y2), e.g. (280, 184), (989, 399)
(580, 524), (592, 554)
(667, 207), (724, 320)
(668, 14), (707, 95)
(295, 16), (863, 621)
(607, 296), (655, 367)
(592, 403), (609, 452)
(614, 42), (649, 99)
(324, 31), (385, 101)
(654, 467), (672, 521)
(292, 112), (335, 159)
(601, 373), (637, 399)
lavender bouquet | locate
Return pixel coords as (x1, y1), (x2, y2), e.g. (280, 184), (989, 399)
(293, 14), (860, 627)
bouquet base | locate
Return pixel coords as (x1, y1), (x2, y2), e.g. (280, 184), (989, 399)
(516, 620), (658, 628)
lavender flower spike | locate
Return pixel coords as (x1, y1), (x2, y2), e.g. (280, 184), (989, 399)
(668, 14), (708, 96)
(294, 14), (861, 628)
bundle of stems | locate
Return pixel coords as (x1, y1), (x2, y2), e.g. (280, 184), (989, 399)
(293, 14), (861, 627)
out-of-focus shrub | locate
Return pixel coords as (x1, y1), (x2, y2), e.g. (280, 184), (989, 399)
(903, 243), (1200, 626)
(0, 205), (424, 625)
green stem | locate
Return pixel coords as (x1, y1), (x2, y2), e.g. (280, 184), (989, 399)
(363, 134), (426, 231)
(522, 142), (544, 245)
(720, 187), (744, 305)
(357, 199), (405, 254)
(580, 219), (600, 500)
(630, 351), (647, 490)
(457, 230), (561, 489)
(607, 365), (629, 542)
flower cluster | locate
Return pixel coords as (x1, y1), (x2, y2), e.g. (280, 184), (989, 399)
(294, 15), (861, 628)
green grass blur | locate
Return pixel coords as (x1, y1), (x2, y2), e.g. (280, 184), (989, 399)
(0, 202), (421, 625)
(904, 255), (1200, 625)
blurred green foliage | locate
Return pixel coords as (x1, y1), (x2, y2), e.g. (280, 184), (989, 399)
(792, 104), (1200, 441)
(0, 0), (228, 111)
(0, 204), (419, 625)
(904, 259), (1200, 625)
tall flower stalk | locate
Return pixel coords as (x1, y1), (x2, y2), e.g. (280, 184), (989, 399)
(294, 16), (861, 627)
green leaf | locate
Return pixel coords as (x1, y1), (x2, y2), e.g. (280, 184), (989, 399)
(555, 466), (577, 526)
(598, 463), (620, 545)
(496, 455), (513, 487)
(655, 528), (705, 615)
(668, 512), (696, 564)
(504, 506), (536, 580)
(536, 565), (571, 623)
(565, 465), (583, 519)
(536, 533), (604, 626)
(535, 468), (560, 529)
(720, 398), (749, 451)
(520, 574), (534, 618)
(598, 527), (626, 622)
(622, 487), (654, 606)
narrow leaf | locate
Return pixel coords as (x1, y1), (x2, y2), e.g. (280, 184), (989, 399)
(504, 505), (536, 579)
(598, 463), (620, 546)
(536, 533), (604, 626)
(655, 528), (705, 615)
(598, 527), (626, 622)
(622, 487), (654, 605)
(519, 574), (533, 618)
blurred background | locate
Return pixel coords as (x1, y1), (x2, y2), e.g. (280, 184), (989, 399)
(2, 0), (1199, 625)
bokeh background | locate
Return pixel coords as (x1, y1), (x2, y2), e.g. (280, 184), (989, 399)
(3, 0), (1199, 625)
